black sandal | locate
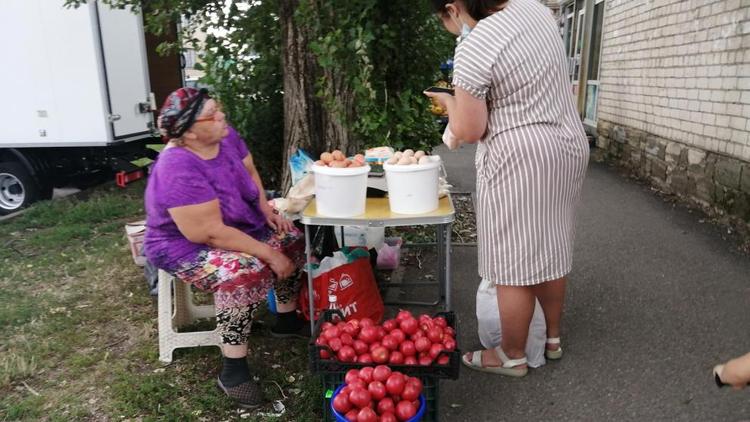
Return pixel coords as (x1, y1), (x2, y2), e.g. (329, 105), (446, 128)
(217, 377), (264, 409)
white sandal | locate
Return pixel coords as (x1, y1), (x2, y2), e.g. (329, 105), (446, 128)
(461, 346), (528, 377)
(545, 337), (563, 360)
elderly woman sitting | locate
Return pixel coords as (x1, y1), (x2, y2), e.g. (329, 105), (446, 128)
(144, 87), (307, 408)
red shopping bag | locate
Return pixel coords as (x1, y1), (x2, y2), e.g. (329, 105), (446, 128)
(299, 253), (384, 323)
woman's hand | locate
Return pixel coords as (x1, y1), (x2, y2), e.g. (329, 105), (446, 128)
(267, 249), (296, 280)
(423, 91), (456, 112)
(266, 212), (294, 235)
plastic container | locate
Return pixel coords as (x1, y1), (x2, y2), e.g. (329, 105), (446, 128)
(309, 310), (461, 380)
(312, 164), (371, 217)
(383, 157), (441, 214)
(330, 383), (426, 422)
(321, 372), (439, 422)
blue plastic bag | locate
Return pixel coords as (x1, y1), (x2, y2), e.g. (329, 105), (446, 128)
(289, 148), (314, 186)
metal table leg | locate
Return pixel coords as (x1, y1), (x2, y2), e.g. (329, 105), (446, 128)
(304, 224), (315, 336)
(444, 222), (452, 311)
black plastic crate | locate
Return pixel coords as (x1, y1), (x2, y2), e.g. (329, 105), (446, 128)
(309, 310), (460, 380)
(320, 372), (440, 422)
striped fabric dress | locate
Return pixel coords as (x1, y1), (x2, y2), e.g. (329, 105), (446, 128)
(452, 0), (589, 286)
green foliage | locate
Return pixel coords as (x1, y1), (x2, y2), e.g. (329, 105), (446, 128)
(63, 0), (455, 187)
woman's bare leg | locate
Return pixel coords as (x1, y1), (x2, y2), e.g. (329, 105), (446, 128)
(531, 277), (566, 350)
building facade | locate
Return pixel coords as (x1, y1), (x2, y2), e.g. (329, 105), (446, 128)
(552, 0), (750, 222)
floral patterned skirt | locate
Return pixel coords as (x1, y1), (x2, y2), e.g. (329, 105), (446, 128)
(172, 227), (306, 345)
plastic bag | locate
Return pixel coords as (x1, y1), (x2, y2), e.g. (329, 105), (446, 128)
(300, 248), (384, 323)
(288, 148), (314, 186)
(272, 173), (315, 215)
(476, 278), (547, 368)
(376, 237), (402, 270)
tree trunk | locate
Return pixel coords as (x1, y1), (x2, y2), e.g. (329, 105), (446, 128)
(279, 0), (356, 193)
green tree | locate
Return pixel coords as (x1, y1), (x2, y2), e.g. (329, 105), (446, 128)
(66, 0), (454, 189)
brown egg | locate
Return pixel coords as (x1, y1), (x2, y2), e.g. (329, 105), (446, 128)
(414, 150), (426, 159)
(332, 150), (345, 161)
(418, 156), (431, 165)
(315, 160), (326, 166)
(329, 160), (348, 168)
(393, 151), (403, 159)
(348, 160), (363, 167)
(354, 154), (365, 164)
(321, 152), (333, 163)
(403, 149), (414, 157)
(397, 157), (412, 165)
(343, 159), (352, 167)
(410, 156), (418, 164)
(386, 156), (399, 165)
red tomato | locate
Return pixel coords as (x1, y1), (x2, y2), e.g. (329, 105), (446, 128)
(324, 326), (341, 340)
(331, 338), (346, 353)
(338, 345), (357, 362)
(437, 355), (450, 365)
(382, 319), (398, 332)
(414, 337), (431, 353)
(426, 326), (444, 343)
(390, 329), (406, 344)
(358, 366), (374, 383)
(371, 346), (390, 364)
(433, 316), (448, 328)
(353, 339), (369, 355)
(340, 386), (351, 396)
(388, 351), (405, 365)
(401, 383), (420, 401)
(377, 327), (387, 340)
(443, 337), (456, 352)
(344, 409), (359, 421)
(385, 373), (405, 396)
(359, 318), (375, 328)
(367, 380), (386, 401)
(348, 387), (372, 409)
(357, 406), (377, 422)
(399, 317), (419, 336)
(419, 320), (434, 333)
(406, 377), (422, 392)
(345, 369), (361, 385)
(443, 327), (455, 337)
(316, 336), (328, 346)
(381, 335), (399, 351)
(399, 340), (416, 357)
(369, 342), (382, 352)
(372, 365), (392, 382)
(377, 397), (396, 414)
(348, 379), (367, 390)
(357, 354), (373, 364)
(418, 355), (433, 366)
(396, 310), (413, 321)
(410, 330), (424, 340)
(380, 411), (398, 422)
(332, 392), (352, 414)
(429, 343), (443, 359)
(320, 349), (331, 359)
(404, 356), (418, 365)
(359, 326), (379, 344)
(395, 400), (417, 421)
(341, 333), (354, 346)
(321, 321), (334, 331)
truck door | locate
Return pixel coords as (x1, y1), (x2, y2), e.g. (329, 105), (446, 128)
(95, 3), (154, 140)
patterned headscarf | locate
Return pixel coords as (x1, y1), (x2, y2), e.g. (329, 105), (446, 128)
(157, 87), (211, 141)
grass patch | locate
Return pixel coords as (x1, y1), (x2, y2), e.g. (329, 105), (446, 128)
(0, 180), (320, 421)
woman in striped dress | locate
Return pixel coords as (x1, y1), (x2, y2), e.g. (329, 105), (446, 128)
(426, 0), (589, 377)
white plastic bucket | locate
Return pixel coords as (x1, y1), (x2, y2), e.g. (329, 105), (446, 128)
(312, 164), (371, 217)
(383, 156), (441, 214)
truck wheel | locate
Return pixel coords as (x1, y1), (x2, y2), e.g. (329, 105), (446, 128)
(0, 162), (45, 215)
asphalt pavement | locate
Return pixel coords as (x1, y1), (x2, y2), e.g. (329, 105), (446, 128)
(435, 143), (750, 421)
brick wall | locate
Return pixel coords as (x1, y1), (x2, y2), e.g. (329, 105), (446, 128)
(596, 0), (750, 222)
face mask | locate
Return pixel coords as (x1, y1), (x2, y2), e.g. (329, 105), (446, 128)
(450, 13), (472, 44)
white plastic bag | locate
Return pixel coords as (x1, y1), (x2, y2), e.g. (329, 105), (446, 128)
(476, 278), (547, 368)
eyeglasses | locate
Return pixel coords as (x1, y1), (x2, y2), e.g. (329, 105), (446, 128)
(193, 105), (224, 124)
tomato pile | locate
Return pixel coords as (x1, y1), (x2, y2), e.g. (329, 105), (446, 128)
(315, 310), (456, 366)
(333, 366), (423, 422)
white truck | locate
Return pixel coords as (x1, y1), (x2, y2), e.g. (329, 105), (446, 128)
(0, 0), (184, 214)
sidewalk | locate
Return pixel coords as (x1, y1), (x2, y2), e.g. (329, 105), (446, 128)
(436, 144), (750, 421)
